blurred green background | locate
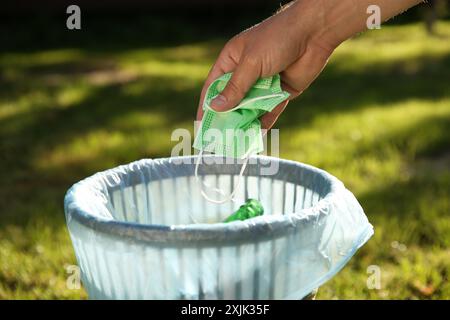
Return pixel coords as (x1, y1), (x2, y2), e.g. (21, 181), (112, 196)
(0, 1), (449, 299)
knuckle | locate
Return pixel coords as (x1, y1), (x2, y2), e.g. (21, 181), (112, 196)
(226, 80), (244, 98)
(229, 34), (243, 45)
(222, 41), (234, 54)
(241, 54), (260, 68)
(223, 35), (240, 52)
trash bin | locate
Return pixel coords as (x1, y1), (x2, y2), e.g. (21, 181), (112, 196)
(64, 155), (373, 299)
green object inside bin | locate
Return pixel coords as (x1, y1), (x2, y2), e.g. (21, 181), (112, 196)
(223, 199), (264, 222)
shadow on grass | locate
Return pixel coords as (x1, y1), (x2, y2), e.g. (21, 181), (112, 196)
(280, 53), (450, 128)
(0, 27), (449, 251)
(2, 51), (449, 155)
(358, 169), (450, 247)
(352, 116), (450, 247)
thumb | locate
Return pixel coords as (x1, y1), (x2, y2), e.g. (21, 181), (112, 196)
(210, 58), (260, 112)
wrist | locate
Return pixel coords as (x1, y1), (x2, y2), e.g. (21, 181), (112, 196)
(308, 0), (424, 49)
(311, 0), (360, 49)
(288, 0), (345, 52)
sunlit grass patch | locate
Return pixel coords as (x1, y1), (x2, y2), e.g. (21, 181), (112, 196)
(0, 20), (448, 299)
(332, 21), (450, 73)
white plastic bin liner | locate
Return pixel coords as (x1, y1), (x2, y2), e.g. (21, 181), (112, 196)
(64, 155), (373, 299)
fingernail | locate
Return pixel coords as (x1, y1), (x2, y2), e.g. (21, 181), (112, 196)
(211, 95), (227, 110)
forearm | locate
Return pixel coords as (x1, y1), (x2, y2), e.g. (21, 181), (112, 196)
(198, 0), (425, 123)
(290, 0), (424, 49)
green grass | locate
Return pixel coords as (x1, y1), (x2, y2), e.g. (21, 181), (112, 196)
(0, 19), (449, 299)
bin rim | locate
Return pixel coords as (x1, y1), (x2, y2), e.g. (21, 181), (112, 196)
(64, 155), (347, 245)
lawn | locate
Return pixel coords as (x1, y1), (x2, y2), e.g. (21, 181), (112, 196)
(0, 17), (449, 299)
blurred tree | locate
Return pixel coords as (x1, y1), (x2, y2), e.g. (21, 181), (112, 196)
(424, 0), (448, 34)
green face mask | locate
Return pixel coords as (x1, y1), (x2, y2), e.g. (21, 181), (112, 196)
(193, 73), (290, 159)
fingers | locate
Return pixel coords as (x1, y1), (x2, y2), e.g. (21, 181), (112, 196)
(260, 100), (289, 130)
(196, 46), (239, 121)
(209, 56), (261, 112)
(260, 77), (299, 130)
(196, 64), (227, 121)
(280, 43), (331, 99)
(260, 44), (331, 130)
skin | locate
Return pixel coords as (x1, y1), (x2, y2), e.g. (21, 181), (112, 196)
(196, 0), (424, 129)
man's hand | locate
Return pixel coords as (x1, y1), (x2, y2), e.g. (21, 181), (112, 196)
(196, 0), (334, 129)
(196, 0), (423, 129)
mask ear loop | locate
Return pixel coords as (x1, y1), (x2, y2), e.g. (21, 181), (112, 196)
(195, 150), (249, 204)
